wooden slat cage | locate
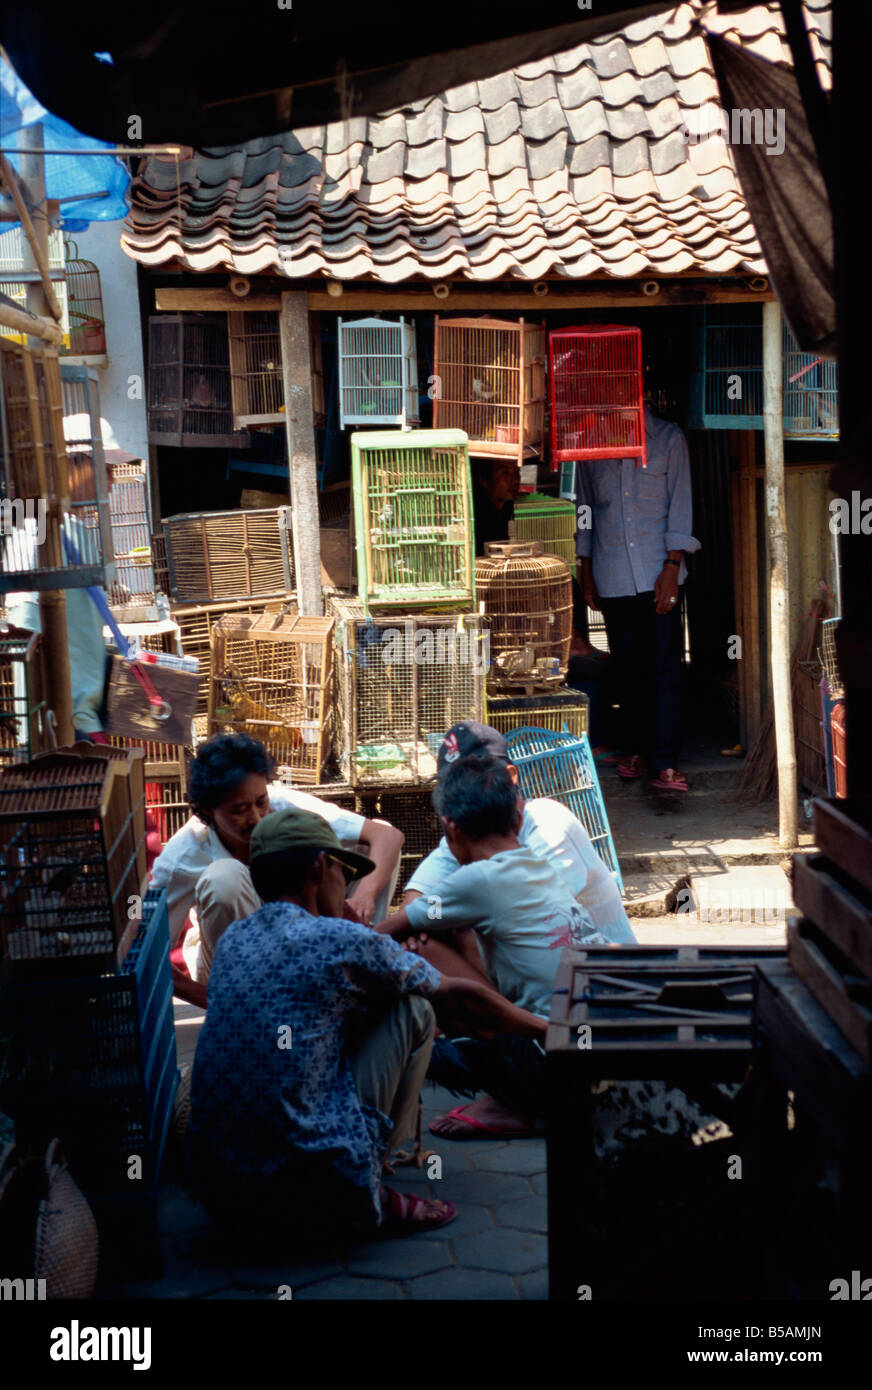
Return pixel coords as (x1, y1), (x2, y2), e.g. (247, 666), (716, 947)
(475, 541), (573, 690)
(163, 506), (294, 604)
(208, 611), (333, 784)
(147, 314), (248, 448)
(486, 688), (589, 739)
(331, 597), (486, 786)
(0, 748), (148, 972)
(433, 316), (545, 464)
(512, 494), (578, 576)
(338, 316), (419, 429)
(351, 429), (476, 615)
(228, 311), (284, 427)
(0, 626), (48, 763)
(173, 596), (287, 716)
(549, 325), (646, 467)
(108, 461), (153, 607)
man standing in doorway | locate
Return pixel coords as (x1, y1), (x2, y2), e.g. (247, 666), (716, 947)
(577, 404), (700, 792)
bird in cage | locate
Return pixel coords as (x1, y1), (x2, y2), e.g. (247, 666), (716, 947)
(189, 374), (215, 409)
(472, 378), (496, 401)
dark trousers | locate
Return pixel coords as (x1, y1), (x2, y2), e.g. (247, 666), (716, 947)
(428, 1035), (546, 1118)
(599, 589), (683, 772)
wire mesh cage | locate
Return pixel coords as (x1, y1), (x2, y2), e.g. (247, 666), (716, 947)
(0, 625), (48, 763)
(338, 316), (419, 429)
(331, 598), (486, 786)
(163, 506), (294, 603)
(549, 325), (646, 466)
(819, 617), (843, 696)
(351, 429), (476, 615)
(147, 314), (248, 448)
(511, 494), (578, 575)
(354, 786), (443, 905)
(0, 748), (148, 973)
(61, 241), (106, 357)
(688, 305), (764, 430)
(208, 611), (334, 784)
(475, 541), (572, 690)
(228, 311), (284, 427)
(1, 343), (112, 592)
(59, 363), (116, 580)
(433, 317), (546, 464)
(505, 726), (623, 893)
(486, 688), (589, 739)
(782, 321), (839, 440)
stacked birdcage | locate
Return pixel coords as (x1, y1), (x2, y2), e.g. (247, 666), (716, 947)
(688, 305), (764, 429)
(475, 541), (572, 691)
(338, 316), (419, 429)
(351, 429), (475, 616)
(549, 325), (646, 466)
(163, 506), (294, 604)
(512, 494), (578, 575)
(173, 596), (287, 717)
(486, 688), (589, 739)
(107, 462), (153, 608)
(331, 597), (486, 786)
(783, 321), (839, 440)
(0, 748), (148, 973)
(0, 626), (48, 763)
(147, 314), (248, 448)
(228, 311), (284, 427)
(433, 317), (545, 464)
(208, 611), (333, 783)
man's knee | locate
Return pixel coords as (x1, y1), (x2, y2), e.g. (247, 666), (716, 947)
(403, 994), (437, 1045)
(196, 858), (256, 910)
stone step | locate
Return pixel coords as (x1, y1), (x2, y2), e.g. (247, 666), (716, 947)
(688, 864), (796, 925)
(621, 871), (680, 918)
(618, 843), (814, 878)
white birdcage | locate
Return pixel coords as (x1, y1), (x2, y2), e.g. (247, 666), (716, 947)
(338, 316), (419, 429)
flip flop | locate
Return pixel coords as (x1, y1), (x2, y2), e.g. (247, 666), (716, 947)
(378, 1186), (457, 1236)
(593, 746), (621, 766)
(428, 1104), (535, 1140)
(650, 768), (689, 792)
(617, 754), (647, 780)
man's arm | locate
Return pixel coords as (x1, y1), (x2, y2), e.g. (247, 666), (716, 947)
(349, 817), (404, 925)
(434, 976), (547, 1040)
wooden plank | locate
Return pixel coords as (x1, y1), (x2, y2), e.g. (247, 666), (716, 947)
(813, 797), (872, 898)
(787, 918), (872, 1064)
(280, 290), (322, 617)
(741, 432), (763, 749)
(730, 466), (748, 749)
(793, 853), (872, 981)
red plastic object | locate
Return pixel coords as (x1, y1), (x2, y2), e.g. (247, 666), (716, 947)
(831, 700), (847, 799)
(548, 325), (646, 468)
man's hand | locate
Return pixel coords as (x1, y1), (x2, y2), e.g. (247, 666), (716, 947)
(580, 557), (600, 612)
(342, 898), (366, 925)
(348, 885), (378, 926)
(653, 564), (680, 615)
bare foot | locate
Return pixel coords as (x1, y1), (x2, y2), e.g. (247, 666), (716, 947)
(429, 1095), (535, 1139)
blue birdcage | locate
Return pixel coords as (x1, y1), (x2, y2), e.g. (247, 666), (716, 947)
(782, 320), (839, 440)
(504, 726), (624, 895)
(688, 304), (764, 430)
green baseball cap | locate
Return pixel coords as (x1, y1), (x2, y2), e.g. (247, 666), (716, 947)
(249, 807), (375, 882)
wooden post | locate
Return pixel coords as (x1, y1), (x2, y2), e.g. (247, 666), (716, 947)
(762, 301), (797, 848)
(20, 123), (74, 746)
(280, 290), (322, 616)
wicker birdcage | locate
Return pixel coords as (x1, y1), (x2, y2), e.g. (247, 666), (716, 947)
(433, 317), (546, 465)
(351, 429), (475, 616)
(208, 611), (333, 784)
(173, 596), (286, 716)
(783, 321), (839, 440)
(338, 316), (420, 429)
(549, 325), (646, 467)
(147, 314), (248, 448)
(512, 494), (578, 576)
(0, 626), (48, 763)
(330, 597), (487, 787)
(688, 305), (764, 429)
(475, 541), (572, 690)
(1, 343), (112, 592)
(163, 506), (294, 603)
(62, 242), (106, 357)
(0, 748), (148, 973)
(486, 688), (589, 739)
(228, 311), (284, 427)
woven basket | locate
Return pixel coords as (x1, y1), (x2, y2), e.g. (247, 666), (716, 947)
(0, 1139), (99, 1298)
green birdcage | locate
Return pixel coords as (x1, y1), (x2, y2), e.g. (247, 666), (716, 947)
(350, 429), (476, 616)
(512, 493), (578, 577)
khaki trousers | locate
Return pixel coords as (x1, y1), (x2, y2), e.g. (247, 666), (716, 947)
(348, 994), (436, 1154)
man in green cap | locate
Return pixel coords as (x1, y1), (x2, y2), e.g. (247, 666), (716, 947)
(187, 806), (546, 1239)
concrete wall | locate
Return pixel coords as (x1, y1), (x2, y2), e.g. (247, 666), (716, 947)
(71, 219), (148, 465)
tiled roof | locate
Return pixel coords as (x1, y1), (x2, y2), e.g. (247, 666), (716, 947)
(122, 1), (831, 283)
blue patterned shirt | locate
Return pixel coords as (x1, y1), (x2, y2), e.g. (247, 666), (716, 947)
(188, 902), (440, 1222)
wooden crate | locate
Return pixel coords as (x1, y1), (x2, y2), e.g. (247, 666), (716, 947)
(788, 917), (872, 1064)
(793, 853), (872, 983)
(163, 507), (294, 604)
(813, 797), (872, 899)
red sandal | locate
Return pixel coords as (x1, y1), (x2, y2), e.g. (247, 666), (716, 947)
(650, 767), (689, 792)
(379, 1186), (457, 1236)
(617, 754), (647, 780)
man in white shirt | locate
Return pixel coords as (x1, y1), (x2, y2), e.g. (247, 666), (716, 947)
(151, 733), (404, 984)
(403, 721), (634, 945)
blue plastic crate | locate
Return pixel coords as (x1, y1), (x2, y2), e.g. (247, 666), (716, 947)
(505, 726), (624, 895)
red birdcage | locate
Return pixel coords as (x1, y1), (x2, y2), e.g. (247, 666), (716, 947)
(548, 325), (646, 468)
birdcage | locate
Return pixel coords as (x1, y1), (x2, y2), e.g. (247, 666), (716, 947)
(0, 748), (148, 973)
(353, 785), (443, 905)
(486, 688), (589, 739)
(819, 617), (843, 697)
(208, 612), (333, 784)
(432, 317), (546, 464)
(338, 316), (419, 429)
(147, 314), (248, 448)
(228, 311), (284, 427)
(688, 305), (764, 429)
(172, 596), (285, 716)
(62, 241), (106, 357)
(549, 325), (646, 466)
(151, 531), (170, 594)
(505, 727), (623, 892)
(1, 344), (112, 592)
(351, 429), (475, 616)
(475, 541), (572, 691)
(512, 494), (578, 575)
(782, 321), (839, 440)
(331, 598), (486, 786)
(107, 462), (153, 607)
(163, 506), (294, 603)
(144, 754), (190, 845)
(0, 626), (48, 763)
(0, 223), (70, 347)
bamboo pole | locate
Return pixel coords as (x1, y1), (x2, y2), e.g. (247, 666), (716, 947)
(0, 298), (63, 343)
(280, 290), (322, 616)
(0, 146), (63, 322)
(762, 301), (797, 848)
